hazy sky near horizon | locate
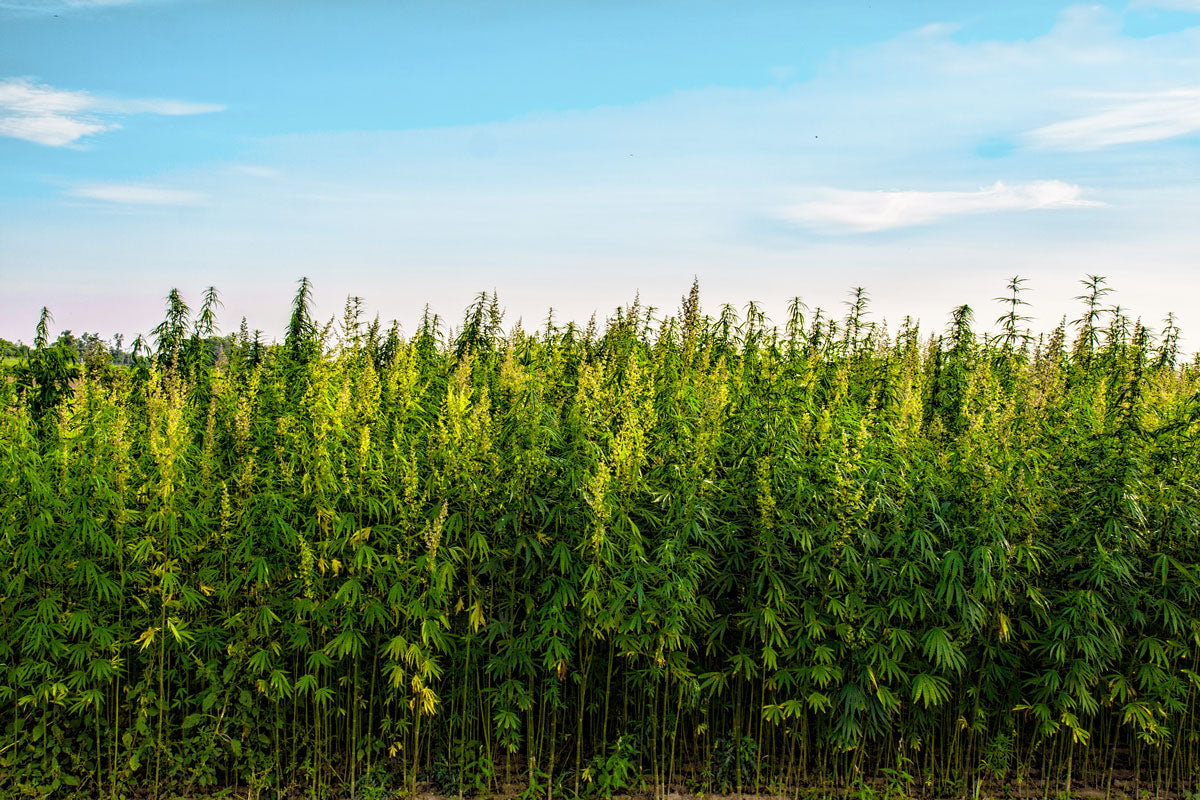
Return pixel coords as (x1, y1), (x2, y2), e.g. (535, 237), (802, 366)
(2, 0), (1200, 345)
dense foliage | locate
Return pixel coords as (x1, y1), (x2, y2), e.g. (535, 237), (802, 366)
(2, 278), (1199, 800)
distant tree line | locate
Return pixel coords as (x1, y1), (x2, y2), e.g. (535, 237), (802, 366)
(2, 327), (241, 368)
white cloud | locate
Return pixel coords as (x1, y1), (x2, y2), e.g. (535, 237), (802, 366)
(0, 113), (112, 146)
(782, 181), (1102, 233)
(67, 183), (208, 206)
(0, 78), (222, 147)
(1027, 89), (1200, 150)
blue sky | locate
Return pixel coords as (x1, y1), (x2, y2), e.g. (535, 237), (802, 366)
(2, 0), (1200, 345)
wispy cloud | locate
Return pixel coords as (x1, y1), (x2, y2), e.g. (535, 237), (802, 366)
(66, 183), (208, 206)
(1027, 89), (1200, 151)
(0, 78), (222, 147)
(1130, 0), (1200, 11)
(1, 0), (143, 13)
(230, 165), (281, 179)
(782, 181), (1102, 233)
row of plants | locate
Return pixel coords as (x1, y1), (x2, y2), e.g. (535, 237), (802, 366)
(1, 277), (1198, 799)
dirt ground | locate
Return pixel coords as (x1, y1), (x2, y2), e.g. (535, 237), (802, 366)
(391, 777), (1178, 800)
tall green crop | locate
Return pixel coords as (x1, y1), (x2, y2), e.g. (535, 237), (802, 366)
(1, 277), (1198, 799)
